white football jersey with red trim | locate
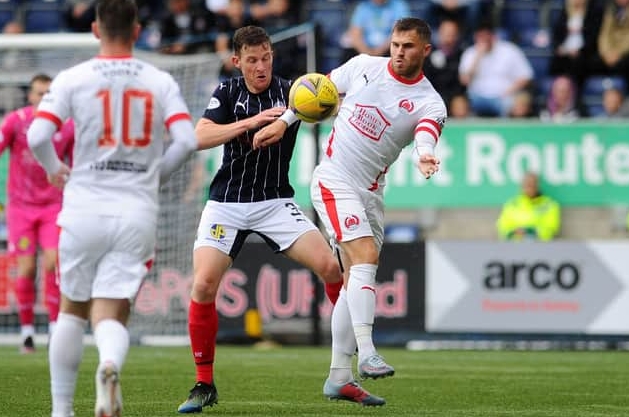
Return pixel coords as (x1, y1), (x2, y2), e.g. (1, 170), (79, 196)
(36, 56), (192, 217)
(324, 54), (446, 191)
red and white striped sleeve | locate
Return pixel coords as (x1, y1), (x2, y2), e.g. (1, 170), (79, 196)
(412, 103), (447, 157)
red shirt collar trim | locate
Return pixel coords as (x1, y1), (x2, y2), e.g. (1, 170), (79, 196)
(387, 60), (424, 84)
(95, 55), (133, 59)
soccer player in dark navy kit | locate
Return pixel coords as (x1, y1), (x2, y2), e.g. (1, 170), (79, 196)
(177, 25), (344, 413)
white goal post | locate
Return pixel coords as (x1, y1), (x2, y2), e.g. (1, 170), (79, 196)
(0, 23), (318, 344)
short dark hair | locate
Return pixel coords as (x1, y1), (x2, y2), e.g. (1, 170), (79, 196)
(30, 73), (52, 89)
(232, 25), (271, 55)
(474, 18), (495, 33)
(96, 0), (138, 41)
(393, 17), (431, 43)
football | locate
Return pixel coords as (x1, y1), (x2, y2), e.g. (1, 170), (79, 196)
(288, 73), (339, 123)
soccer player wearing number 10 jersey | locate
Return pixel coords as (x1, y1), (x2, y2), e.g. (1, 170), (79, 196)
(27, 0), (199, 416)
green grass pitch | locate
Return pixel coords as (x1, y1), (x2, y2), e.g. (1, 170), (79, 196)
(2, 345), (629, 416)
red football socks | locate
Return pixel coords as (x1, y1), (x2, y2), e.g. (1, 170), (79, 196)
(325, 281), (343, 305)
(14, 277), (35, 326)
(45, 270), (60, 322)
(188, 300), (218, 384)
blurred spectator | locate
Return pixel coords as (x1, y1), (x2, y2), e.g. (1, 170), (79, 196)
(159, 0), (218, 54)
(448, 94), (473, 118)
(2, 20), (22, 34)
(423, 18), (466, 111)
(206, 0), (302, 79)
(248, 0), (304, 79)
(426, 0), (485, 40)
(340, 0), (410, 62)
(137, 0), (166, 27)
(595, 0), (629, 86)
(539, 75), (584, 122)
(497, 171), (561, 241)
(459, 20), (534, 117)
(0, 21), (27, 113)
(63, 0), (96, 32)
(508, 90), (536, 118)
(0, 20), (31, 69)
(597, 85), (629, 117)
(206, 0), (296, 30)
(205, 1), (252, 79)
(65, 0), (162, 31)
(549, 0), (605, 87)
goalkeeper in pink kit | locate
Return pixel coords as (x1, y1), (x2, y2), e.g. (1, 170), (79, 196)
(0, 73), (74, 353)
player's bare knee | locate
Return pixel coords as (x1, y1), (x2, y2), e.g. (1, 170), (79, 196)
(191, 275), (221, 301)
(42, 261), (57, 274)
(18, 265), (37, 279)
(317, 255), (343, 284)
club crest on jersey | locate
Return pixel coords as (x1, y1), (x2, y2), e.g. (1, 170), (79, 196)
(18, 236), (31, 251)
(399, 99), (414, 113)
(207, 97), (220, 110)
(344, 215), (360, 230)
(209, 224), (226, 241)
(349, 104), (390, 141)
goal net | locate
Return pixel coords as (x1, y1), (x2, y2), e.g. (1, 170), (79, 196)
(0, 24), (318, 344)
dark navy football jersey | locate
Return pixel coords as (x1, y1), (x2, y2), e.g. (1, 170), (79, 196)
(202, 75), (301, 203)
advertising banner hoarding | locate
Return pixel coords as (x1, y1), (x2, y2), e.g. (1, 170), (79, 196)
(132, 241), (425, 339)
(426, 240), (629, 334)
(198, 122), (629, 208)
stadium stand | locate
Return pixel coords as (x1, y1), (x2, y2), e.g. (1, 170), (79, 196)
(303, 0), (351, 74)
(408, 0), (428, 20)
(501, 0), (541, 35)
(517, 27), (552, 85)
(23, 0), (65, 33)
(582, 75), (627, 116)
(0, 0), (17, 31)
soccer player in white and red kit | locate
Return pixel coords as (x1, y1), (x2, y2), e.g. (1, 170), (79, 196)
(0, 73), (74, 353)
(254, 17), (446, 405)
(27, 0), (198, 416)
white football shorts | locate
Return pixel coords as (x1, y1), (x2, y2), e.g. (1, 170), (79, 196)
(310, 165), (385, 251)
(194, 198), (318, 258)
(57, 214), (156, 301)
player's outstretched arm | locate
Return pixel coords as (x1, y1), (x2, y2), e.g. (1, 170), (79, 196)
(412, 110), (445, 180)
(252, 108), (299, 150)
(196, 107), (286, 150)
(252, 119), (285, 149)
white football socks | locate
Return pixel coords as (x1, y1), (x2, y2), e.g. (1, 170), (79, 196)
(20, 324), (35, 339)
(346, 263), (378, 362)
(328, 289), (356, 384)
(93, 319), (129, 373)
(49, 313), (87, 417)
